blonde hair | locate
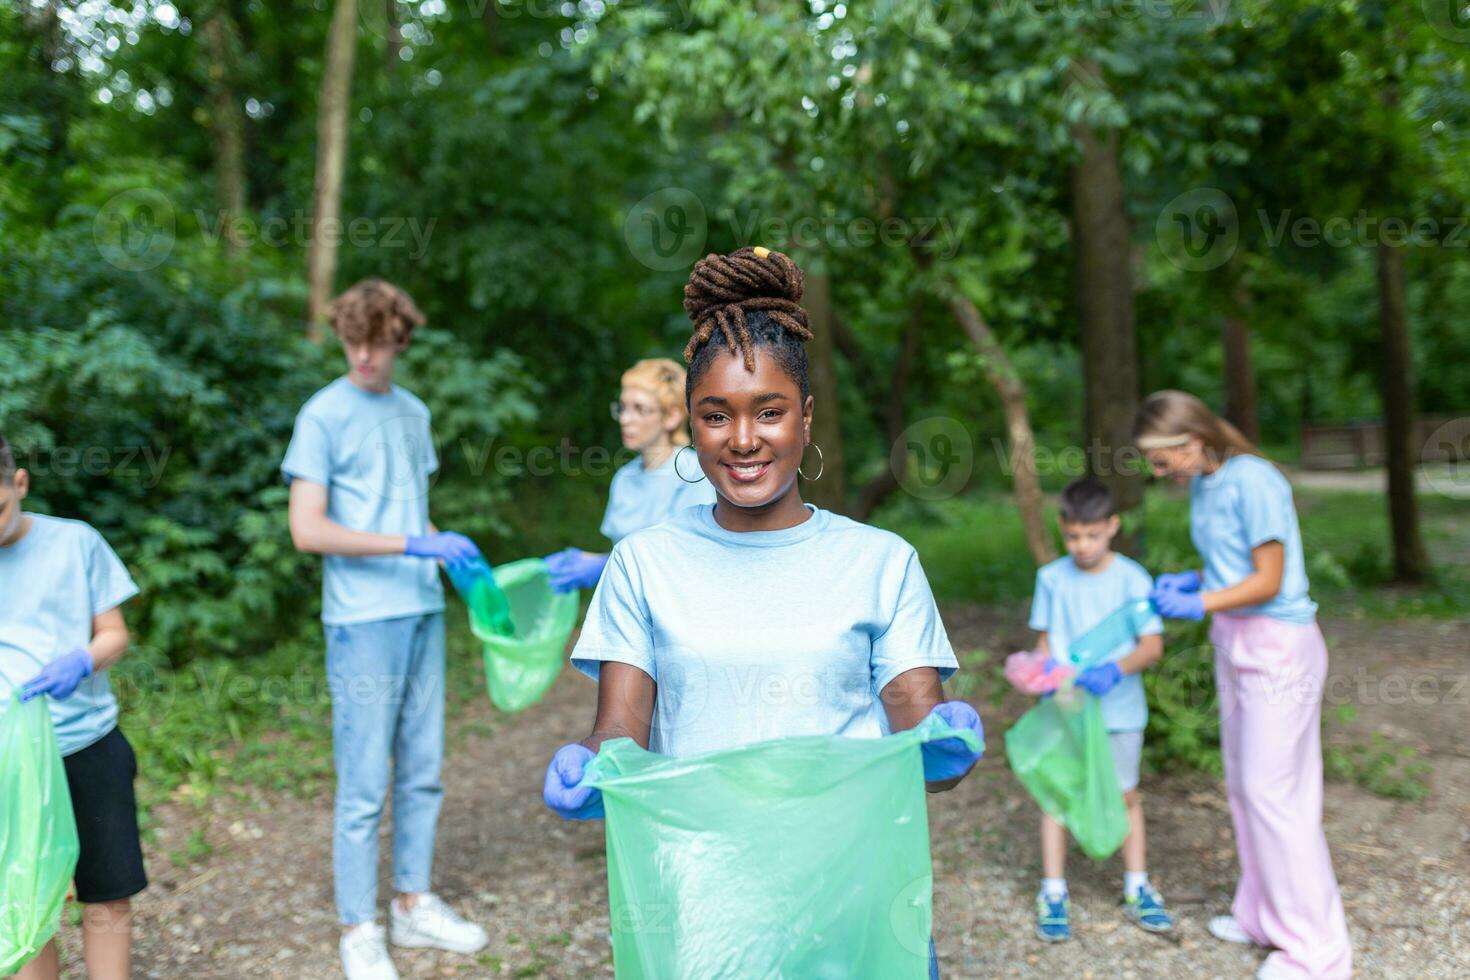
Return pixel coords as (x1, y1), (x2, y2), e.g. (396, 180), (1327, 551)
(1133, 390), (1260, 462)
(621, 358), (690, 447)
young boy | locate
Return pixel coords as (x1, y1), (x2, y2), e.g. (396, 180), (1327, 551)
(1027, 477), (1174, 942)
(1, 434), (146, 980)
(283, 279), (488, 980)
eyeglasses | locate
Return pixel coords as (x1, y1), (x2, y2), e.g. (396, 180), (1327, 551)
(611, 401), (661, 421)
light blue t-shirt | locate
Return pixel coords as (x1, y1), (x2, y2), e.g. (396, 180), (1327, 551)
(599, 452), (717, 545)
(572, 503), (959, 758)
(0, 514), (139, 756)
(1028, 553), (1162, 733)
(281, 377), (444, 626)
(1191, 454), (1316, 624)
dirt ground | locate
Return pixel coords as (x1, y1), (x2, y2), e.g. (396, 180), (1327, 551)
(52, 609), (1470, 979)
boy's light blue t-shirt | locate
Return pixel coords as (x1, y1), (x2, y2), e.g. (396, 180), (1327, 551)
(599, 452), (717, 545)
(572, 503), (959, 759)
(0, 514), (139, 756)
(281, 377), (444, 627)
(1191, 454), (1317, 624)
(1028, 553), (1163, 733)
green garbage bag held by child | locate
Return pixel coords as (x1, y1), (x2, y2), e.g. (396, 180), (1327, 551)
(448, 557), (578, 713)
(0, 693), (81, 975)
(581, 712), (980, 979)
(1004, 691), (1128, 860)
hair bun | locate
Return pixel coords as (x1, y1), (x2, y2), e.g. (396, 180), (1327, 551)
(681, 246), (812, 369)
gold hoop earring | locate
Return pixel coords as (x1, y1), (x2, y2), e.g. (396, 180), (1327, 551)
(674, 445), (707, 483)
(798, 443), (824, 482)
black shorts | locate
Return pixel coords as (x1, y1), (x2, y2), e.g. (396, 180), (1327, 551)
(62, 726), (148, 904)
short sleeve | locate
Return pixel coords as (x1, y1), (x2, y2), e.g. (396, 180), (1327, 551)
(1125, 563), (1164, 637)
(570, 547), (657, 682)
(281, 411), (334, 487)
(1027, 568), (1052, 632)
(1237, 462), (1294, 550)
(870, 550), (958, 695)
(85, 528), (139, 616)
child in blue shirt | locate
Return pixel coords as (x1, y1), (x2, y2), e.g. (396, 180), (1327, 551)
(1, 434), (145, 980)
(282, 279), (489, 980)
(1027, 478), (1173, 942)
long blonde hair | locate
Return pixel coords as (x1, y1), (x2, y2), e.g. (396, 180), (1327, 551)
(1133, 390), (1261, 462)
(622, 358), (691, 447)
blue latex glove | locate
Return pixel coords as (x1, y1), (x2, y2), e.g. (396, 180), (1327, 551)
(919, 700), (985, 782)
(542, 743), (605, 820)
(1155, 569), (1202, 593)
(405, 531), (481, 569)
(20, 648), (94, 702)
(1150, 584), (1206, 620)
(543, 548), (608, 593)
(1075, 661), (1124, 697)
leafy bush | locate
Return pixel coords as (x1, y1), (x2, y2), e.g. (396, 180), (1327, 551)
(0, 226), (538, 669)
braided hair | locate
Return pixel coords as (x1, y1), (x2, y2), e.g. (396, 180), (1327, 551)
(682, 246), (814, 403)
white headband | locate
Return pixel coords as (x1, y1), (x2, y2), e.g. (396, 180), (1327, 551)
(1135, 433), (1193, 450)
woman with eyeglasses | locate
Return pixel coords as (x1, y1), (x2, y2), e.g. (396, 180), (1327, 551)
(543, 358), (715, 592)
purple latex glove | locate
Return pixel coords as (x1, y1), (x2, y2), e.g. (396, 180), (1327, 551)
(405, 531), (481, 569)
(919, 700), (985, 782)
(1075, 661), (1124, 697)
(1155, 570), (1202, 593)
(543, 547), (608, 593)
(542, 743), (604, 820)
(21, 648), (95, 702)
(1150, 584), (1206, 620)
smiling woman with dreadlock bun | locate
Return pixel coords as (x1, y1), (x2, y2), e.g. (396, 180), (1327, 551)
(539, 246), (984, 979)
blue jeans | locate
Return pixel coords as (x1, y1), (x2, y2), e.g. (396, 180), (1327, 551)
(326, 612), (446, 925)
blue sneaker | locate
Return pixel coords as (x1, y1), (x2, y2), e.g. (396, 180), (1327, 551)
(1124, 884), (1175, 933)
(1035, 893), (1071, 942)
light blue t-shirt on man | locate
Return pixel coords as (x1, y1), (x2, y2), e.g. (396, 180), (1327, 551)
(1191, 454), (1316, 624)
(281, 377), (444, 626)
(0, 514), (139, 756)
(572, 503), (959, 759)
(1028, 553), (1163, 733)
(599, 452), (716, 545)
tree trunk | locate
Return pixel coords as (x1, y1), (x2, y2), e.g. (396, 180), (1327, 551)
(386, 0), (401, 71)
(1069, 117), (1144, 531)
(1376, 239), (1429, 582)
(204, 14), (247, 265)
(803, 272), (849, 513)
(852, 307), (921, 522)
(1221, 273), (1259, 443)
(942, 288), (1057, 566)
(306, 0), (360, 340)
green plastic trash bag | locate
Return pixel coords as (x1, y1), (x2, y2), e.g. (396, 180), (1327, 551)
(582, 713), (979, 979)
(1004, 691), (1127, 860)
(450, 558), (577, 713)
(0, 694), (80, 975)
(1062, 598), (1156, 670)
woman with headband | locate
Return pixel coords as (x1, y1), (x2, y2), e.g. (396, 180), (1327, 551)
(1135, 390), (1351, 980)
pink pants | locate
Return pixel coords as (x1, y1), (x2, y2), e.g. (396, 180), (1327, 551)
(1212, 614), (1353, 979)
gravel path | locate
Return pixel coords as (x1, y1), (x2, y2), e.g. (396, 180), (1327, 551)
(50, 611), (1470, 979)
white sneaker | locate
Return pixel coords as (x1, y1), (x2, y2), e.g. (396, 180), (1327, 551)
(390, 893), (489, 955)
(1209, 914), (1265, 947)
(340, 923), (400, 980)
